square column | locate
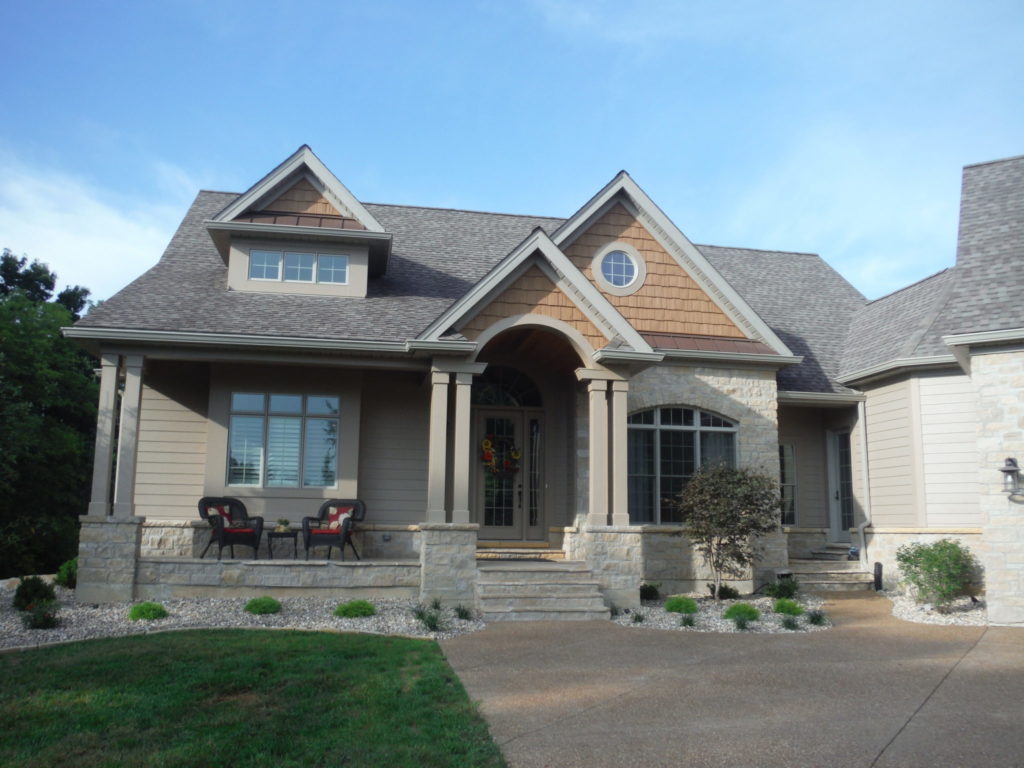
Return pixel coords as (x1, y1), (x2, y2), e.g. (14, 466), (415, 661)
(451, 372), (473, 524)
(112, 354), (143, 519)
(609, 380), (630, 526)
(426, 371), (451, 523)
(587, 379), (609, 526)
(88, 352), (120, 518)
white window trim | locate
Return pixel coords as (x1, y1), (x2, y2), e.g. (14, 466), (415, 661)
(247, 248), (351, 286)
(627, 406), (738, 524)
(591, 241), (647, 296)
(227, 392), (340, 489)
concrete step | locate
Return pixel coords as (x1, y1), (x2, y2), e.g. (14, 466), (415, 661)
(482, 606), (611, 622)
(788, 559), (865, 572)
(479, 594), (608, 611)
(798, 578), (875, 592)
(478, 580), (603, 597)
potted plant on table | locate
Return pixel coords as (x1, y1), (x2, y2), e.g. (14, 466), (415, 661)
(275, 518), (291, 533)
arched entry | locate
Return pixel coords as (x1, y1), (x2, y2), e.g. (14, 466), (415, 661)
(472, 366), (544, 540)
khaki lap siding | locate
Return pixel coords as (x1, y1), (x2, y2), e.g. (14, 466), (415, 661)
(918, 374), (980, 526)
(358, 373), (429, 523)
(777, 406), (828, 527)
(864, 379), (918, 526)
(135, 361), (209, 521)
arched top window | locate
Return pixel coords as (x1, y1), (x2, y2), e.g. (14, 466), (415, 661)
(471, 366), (542, 407)
(627, 406), (737, 524)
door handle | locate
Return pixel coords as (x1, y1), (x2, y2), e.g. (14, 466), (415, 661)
(518, 485), (523, 507)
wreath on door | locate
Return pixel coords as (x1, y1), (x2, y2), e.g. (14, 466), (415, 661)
(480, 436), (521, 476)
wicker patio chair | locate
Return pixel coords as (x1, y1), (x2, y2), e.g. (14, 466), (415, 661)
(198, 496), (264, 560)
(302, 499), (366, 561)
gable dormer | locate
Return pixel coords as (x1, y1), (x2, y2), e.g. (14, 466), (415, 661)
(205, 146), (391, 297)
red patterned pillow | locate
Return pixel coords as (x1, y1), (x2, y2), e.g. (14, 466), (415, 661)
(207, 505), (232, 528)
(325, 506), (353, 530)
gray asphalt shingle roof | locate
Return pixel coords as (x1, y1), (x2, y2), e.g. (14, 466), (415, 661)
(838, 154), (1024, 379)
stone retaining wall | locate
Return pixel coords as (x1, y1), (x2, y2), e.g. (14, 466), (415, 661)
(134, 558), (421, 601)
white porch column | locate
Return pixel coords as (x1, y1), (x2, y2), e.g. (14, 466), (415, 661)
(426, 371), (451, 523)
(451, 372), (473, 524)
(112, 354), (144, 519)
(88, 352), (120, 518)
(609, 380), (630, 526)
(587, 379), (609, 526)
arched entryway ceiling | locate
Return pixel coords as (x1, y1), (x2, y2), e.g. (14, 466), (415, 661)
(470, 313), (599, 374)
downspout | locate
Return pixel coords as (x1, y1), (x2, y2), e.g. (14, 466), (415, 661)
(855, 399), (873, 568)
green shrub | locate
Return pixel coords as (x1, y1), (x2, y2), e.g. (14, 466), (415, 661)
(245, 596), (281, 615)
(764, 578), (799, 599)
(664, 596), (699, 615)
(128, 602), (168, 621)
(781, 616), (800, 631)
(639, 582), (660, 601)
(428, 596), (443, 611)
(807, 609), (827, 626)
(723, 602), (760, 626)
(896, 538), (979, 607)
(773, 598), (804, 616)
(631, 611), (645, 623)
(680, 614), (697, 628)
(13, 575), (56, 611)
(707, 583), (740, 600)
(334, 599), (376, 618)
(55, 557), (78, 589)
(21, 600), (59, 629)
(454, 604), (475, 621)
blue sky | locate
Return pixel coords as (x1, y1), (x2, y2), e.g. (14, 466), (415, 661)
(1, 0), (1022, 302)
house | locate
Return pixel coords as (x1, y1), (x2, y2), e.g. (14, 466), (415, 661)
(67, 147), (1024, 624)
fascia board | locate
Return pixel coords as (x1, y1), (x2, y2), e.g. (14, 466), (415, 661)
(593, 349), (665, 364)
(205, 220), (393, 243)
(405, 340), (478, 354)
(63, 327), (409, 354)
(778, 391), (866, 405)
(551, 172), (795, 359)
(211, 146), (385, 233)
(658, 348), (803, 368)
(836, 355), (959, 385)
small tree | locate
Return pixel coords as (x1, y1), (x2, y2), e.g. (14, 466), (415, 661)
(675, 464), (780, 600)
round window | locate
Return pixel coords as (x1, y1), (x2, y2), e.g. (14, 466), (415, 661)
(600, 249), (638, 288)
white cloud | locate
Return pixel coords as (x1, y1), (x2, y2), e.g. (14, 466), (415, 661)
(0, 158), (185, 302)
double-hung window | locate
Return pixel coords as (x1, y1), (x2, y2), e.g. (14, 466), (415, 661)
(627, 407), (737, 524)
(248, 250), (349, 285)
(228, 393), (340, 488)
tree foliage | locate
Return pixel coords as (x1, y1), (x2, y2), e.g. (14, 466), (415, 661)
(0, 250), (96, 577)
(674, 464), (780, 600)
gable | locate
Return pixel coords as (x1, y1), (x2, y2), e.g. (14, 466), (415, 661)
(264, 177), (345, 217)
(459, 265), (608, 350)
(565, 204), (745, 339)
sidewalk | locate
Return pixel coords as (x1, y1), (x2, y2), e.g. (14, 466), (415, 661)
(441, 594), (1024, 768)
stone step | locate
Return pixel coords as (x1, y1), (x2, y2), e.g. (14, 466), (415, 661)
(798, 577), (875, 592)
(479, 594), (608, 611)
(788, 559), (865, 572)
(482, 606), (611, 622)
(810, 549), (857, 561)
(478, 580), (603, 597)
(476, 548), (565, 561)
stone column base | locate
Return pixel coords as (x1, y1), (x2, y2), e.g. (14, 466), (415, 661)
(77, 515), (143, 603)
(418, 523), (479, 607)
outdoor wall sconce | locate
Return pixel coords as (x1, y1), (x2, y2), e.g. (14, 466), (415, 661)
(999, 457), (1021, 495)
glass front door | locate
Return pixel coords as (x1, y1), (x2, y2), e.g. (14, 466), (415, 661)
(475, 409), (543, 540)
(828, 430), (854, 543)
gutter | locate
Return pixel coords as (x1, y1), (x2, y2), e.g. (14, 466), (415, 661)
(836, 354), (958, 386)
(658, 349), (803, 367)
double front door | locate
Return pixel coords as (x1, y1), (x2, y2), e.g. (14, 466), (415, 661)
(474, 409), (544, 540)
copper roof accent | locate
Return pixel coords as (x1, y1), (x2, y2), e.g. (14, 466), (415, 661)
(233, 210), (367, 230)
(641, 331), (777, 355)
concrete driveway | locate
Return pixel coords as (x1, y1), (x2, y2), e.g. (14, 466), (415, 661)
(441, 594), (1024, 768)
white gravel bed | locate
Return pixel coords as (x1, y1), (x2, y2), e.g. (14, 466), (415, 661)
(0, 584), (485, 651)
(884, 591), (987, 626)
(613, 594), (830, 633)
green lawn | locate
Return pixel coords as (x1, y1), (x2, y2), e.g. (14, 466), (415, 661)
(0, 629), (505, 768)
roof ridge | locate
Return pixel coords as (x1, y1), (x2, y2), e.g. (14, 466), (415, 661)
(695, 243), (821, 257)
(964, 153), (1024, 169)
(364, 201), (566, 221)
(863, 267), (953, 306)
(899, 269), (959, 359)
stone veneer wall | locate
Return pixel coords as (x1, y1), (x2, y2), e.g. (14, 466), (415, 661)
(783, 528), (829, 559)
(565, 526), (643, 609)
(862, 528), (983, 592)
(973, 349), (1024, 625)
(418, 523), (478, 607)
(135, 559), (420, 601)
(78, 516), (143, 603)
